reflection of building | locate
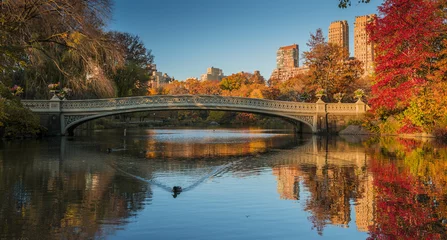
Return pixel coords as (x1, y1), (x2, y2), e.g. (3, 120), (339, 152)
(329, 20), (349, 55)
(270, 141), (374, 234)
(200, 67), (225, 81)
(273, 167), (301, 200)
(355, 174), (375, 232)
(269, 44), (308, 83)
(354, 14), (376, 74)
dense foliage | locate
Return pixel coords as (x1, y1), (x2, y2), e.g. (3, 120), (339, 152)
(0, 0), (155, 137)
(0, 84), (41, 138)
(366, 138), (447, 239)
(0, 0), (126, 99)
(108, 32), (155, 97)
(303, 29), (365, 102)
(367, 0), (447, 135)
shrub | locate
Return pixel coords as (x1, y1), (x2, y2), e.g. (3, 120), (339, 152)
(0, 83), (42, 138)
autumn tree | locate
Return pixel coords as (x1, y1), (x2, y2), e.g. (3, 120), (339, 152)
(277, 74), (310, 102)
(0, 0), (123, 99)
(367, 0), (447, 133)
(306, 28), (325, 49)
(247, 71), (266, 85)
(262, 87), (281, 100)
(303, 29), (363, 101)
(163, 80), (188, 95)
(200, 80), (222, 95)
(184, 78), (202, 94)
(220, 73), (246, 91)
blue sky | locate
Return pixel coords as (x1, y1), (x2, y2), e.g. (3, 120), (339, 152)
(108, 0), (382, 80)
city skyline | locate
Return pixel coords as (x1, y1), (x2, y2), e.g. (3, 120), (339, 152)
(109, 0), (381, 80)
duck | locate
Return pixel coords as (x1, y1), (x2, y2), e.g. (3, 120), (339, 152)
(172, 186), (182, 193)
(172, 186), (182, 198)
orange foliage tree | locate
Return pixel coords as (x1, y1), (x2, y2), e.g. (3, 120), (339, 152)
(303, 29), (364, 102)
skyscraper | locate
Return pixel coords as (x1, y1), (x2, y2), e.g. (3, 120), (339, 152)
(328, 20), (349, 55)
(276, 44), (299, 69)
(354, 14), (376, 74)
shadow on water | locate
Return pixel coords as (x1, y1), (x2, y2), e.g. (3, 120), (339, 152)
(2, 129), (447, 239)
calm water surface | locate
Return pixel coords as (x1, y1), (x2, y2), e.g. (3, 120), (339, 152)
(1, 128), (447, 239)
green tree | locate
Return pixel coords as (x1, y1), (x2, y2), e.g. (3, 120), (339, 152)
(108, 32), (154, 69)
(108, 32), (155, 97)
(0, 84), (41, 137)
(206, 111), (226, 122)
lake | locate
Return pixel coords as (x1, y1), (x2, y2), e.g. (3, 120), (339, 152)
(1, 128), (446, 239)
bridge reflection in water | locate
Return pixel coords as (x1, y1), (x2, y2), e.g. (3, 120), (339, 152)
(1, 130), (446, 239)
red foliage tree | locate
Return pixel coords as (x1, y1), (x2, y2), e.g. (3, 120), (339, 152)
(367, 0), (445, 115)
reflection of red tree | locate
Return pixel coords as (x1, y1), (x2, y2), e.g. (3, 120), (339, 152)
(368, 159), (445, 240)
(396, 138), (420, 153)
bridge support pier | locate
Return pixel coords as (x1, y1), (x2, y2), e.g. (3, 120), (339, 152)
(293, 121), (305, 134)
(66, 127), (74, 137)
(316, 114), (329, 134)
(35, 113), (62, 136)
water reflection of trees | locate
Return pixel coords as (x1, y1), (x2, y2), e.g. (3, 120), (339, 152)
(0, 139), (149, 240)
(128, 133), (297, 159)
(366, 138), (447, 239)
(269, 137), (447, 238)
(4, 132), (447, 239)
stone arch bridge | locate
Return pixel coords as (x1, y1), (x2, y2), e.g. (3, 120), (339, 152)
(22, 95), (369, 136)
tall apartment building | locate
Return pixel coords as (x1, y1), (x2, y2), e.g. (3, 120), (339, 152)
(200, 67), (225, 81)
(270, 44), (308, 83)
(328, 20), (349, 55)
(354, 14), (376, 74)
(276, 44), (299, 69)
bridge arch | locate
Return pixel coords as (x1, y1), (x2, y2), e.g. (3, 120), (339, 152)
(63, 107), (315, 136)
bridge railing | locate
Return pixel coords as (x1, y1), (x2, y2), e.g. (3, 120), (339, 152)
(22, 95), (368, 114)
(326, 101), (369, 114)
